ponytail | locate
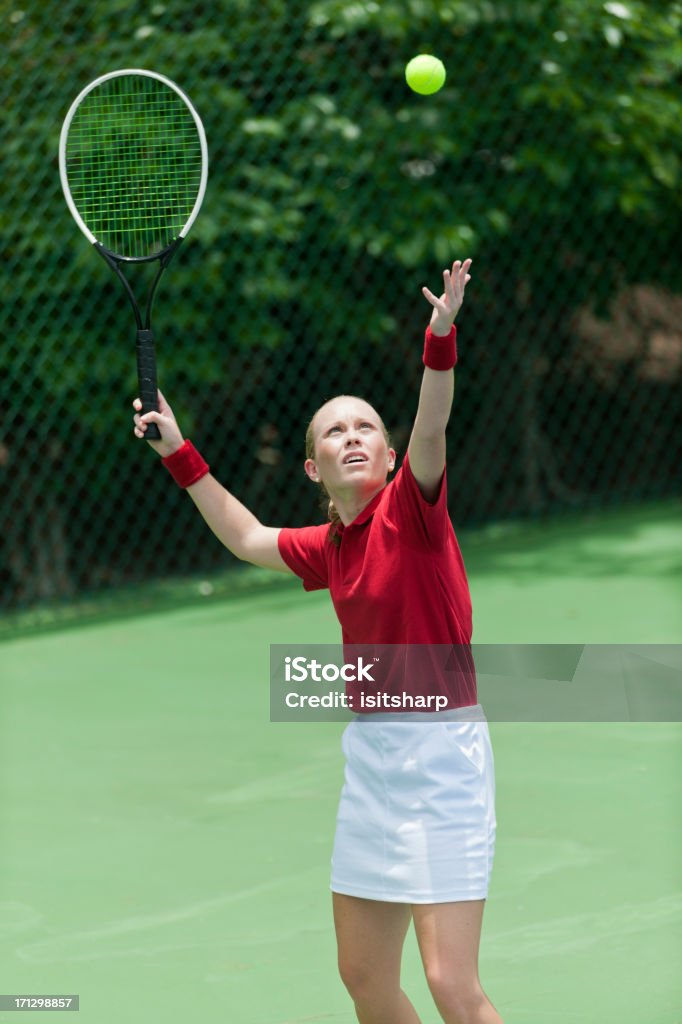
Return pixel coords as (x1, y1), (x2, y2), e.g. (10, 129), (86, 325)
(325, 496), (343, 547)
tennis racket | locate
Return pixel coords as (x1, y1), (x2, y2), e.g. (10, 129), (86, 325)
(59, 68), (208, 440)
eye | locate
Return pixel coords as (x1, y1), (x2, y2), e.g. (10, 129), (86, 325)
(360, 422), (373, 430)
(328, 426), (342, 435)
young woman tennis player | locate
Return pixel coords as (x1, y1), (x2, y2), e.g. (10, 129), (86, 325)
(133, 258), (502, 1024)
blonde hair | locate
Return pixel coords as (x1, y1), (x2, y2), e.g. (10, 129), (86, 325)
(305, 396), (393, 547)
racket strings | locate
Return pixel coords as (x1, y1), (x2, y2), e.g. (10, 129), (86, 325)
(64, 74), (203, 258)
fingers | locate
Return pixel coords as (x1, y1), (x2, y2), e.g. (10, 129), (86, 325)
(156, 388), (171, 413)
(425, 259), (472, 309)
(458, 258), (472, 291)
(133, 398), (144, 437)
(133, 390), (168, 410)
(443, 268), (455, 305)
(133, 413), (151, 438)
(449, 259), (471, 286)
(447, 258), (472, 304)
(132, 404), (163, 439)
(448, 259), (472, 282)
(421, 285), (448, 313)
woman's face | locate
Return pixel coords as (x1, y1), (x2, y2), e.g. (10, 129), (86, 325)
(305, 396), (395, 497)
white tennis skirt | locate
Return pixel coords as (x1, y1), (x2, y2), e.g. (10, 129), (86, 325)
(331, 706), (496, 903)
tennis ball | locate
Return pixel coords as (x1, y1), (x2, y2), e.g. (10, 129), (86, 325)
(405, 54), (446, 95)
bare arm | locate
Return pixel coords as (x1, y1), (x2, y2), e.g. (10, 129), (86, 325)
(407, 259), (471, 502)
(133, 391), (293, 574)
(184, 473), (290, 572)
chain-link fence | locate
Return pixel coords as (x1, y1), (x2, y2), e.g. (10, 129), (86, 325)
(2, 1), (681, 620)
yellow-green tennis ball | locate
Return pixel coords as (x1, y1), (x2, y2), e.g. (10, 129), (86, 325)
(405, 54), (446, 95)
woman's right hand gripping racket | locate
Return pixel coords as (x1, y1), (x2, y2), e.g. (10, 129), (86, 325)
(59, 68), (208, 440)
(132, 389), (184, 457)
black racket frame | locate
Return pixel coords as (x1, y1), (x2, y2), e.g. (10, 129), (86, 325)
(96, 239), (184, 441)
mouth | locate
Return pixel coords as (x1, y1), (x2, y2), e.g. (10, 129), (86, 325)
(342, 453), (368, 465)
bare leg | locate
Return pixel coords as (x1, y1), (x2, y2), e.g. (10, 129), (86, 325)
(412, 900), (503, 1024)
(333, 892), (422, 1024)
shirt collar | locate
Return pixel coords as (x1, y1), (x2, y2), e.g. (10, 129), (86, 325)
(335, 486), (385, 534)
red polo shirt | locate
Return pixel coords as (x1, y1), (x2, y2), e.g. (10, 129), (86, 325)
(277, 452), (477, 710)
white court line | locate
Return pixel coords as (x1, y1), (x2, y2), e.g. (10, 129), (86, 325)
(483, 893), (682, 962)
(15, 869), (318, 964)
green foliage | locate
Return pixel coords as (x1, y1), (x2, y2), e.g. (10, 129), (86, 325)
(1, 0), (680, 609)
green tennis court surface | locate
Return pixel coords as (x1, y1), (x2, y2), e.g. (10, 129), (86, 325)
(1, 502), (680, 1023)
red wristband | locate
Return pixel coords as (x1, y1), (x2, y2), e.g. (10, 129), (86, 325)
(162, 440), (210, 488)
(423, 324), (457, 370)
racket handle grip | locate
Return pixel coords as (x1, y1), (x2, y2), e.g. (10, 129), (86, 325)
(136, 330), (161, 441)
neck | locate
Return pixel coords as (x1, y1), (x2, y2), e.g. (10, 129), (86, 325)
(329, 483), (385, 526)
